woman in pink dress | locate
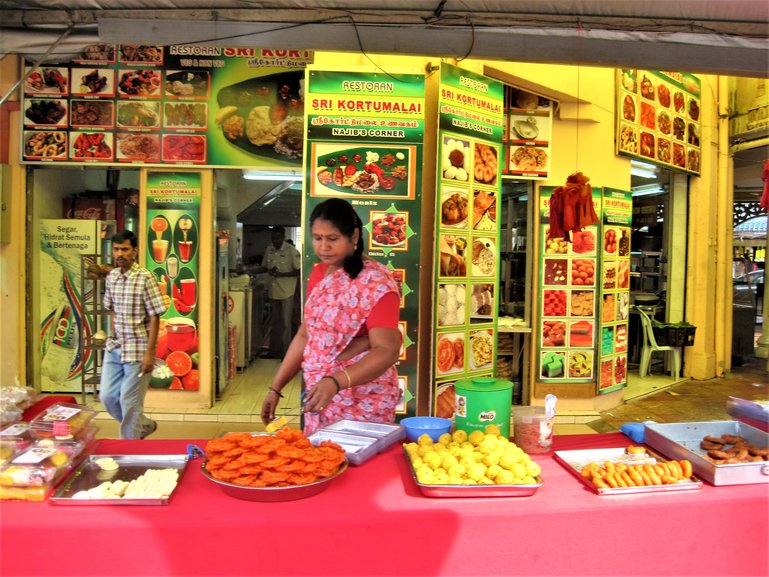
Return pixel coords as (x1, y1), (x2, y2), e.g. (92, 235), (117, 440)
(261, 198), (402, 434)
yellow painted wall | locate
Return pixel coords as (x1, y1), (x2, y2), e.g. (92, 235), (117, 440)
(0, 50), (733, 409)
(0, 54), (27, 390)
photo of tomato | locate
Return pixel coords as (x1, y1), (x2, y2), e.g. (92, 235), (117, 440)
(436, 333), (464, 375)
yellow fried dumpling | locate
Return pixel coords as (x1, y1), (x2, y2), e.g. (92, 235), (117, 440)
(417, 434), (434, 446)
(468, 430), (485, 446)
(452, 429), (469, 443)
(438, 433), (453, 445)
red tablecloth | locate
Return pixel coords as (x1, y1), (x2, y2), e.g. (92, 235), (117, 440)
(1, 433), (767, 577)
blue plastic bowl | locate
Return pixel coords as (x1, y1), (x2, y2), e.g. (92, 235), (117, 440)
(401, 417), (452, 442)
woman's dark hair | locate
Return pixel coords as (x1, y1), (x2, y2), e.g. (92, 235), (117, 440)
(112, 229), (138, 248)
(310, 198), (364, 279)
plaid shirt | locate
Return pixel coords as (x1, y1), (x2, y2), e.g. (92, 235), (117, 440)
(103, 263), (167, 363)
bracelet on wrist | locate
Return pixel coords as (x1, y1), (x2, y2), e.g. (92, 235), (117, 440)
(268, 387), (284, 398)
(341, 368), (352, 389)
(324, 375), (341, 393)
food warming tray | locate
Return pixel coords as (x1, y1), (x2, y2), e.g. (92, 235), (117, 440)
(307, 420), (406, 466)
(554, 447), (703, 495)
(50, 454), (188, 505)
(644, 421), (769, 486)
(403, 448), (542, 498)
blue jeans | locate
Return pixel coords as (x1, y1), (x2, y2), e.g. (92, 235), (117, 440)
(99, 348), (154, 439)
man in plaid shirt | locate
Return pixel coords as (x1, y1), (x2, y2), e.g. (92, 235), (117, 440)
(101, 230), (167, 439)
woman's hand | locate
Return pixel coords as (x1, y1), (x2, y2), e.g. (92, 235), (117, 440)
(302, 378), (339, 414)
(261, 390), (281, 425)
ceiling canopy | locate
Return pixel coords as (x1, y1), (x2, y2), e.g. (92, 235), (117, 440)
(1, 0), (768, 77)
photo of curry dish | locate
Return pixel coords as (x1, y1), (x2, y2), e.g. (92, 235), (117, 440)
(215, 71), (304, 161)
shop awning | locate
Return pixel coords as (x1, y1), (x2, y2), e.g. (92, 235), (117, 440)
(1, 0), (768, 77)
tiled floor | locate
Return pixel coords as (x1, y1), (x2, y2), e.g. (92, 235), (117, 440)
(592, 356), (768, 432)
(86, 355), (768, 441)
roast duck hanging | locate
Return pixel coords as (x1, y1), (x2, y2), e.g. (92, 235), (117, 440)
(548, 171), (600, 242)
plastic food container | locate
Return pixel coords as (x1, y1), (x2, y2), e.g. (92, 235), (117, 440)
(31, 425), (97, 460)
(0, 445), (73, 488)
(29, 402), (96, 440)
(513, 407), (554, 454)
(0, 422), (34, 452)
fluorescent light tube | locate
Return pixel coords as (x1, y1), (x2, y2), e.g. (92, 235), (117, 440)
(243, 170), (303, 181)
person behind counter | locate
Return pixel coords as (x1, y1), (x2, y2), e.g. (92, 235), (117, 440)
(263, 226), (301, 359)
(261, 198), (402, 434)
(100, 230), (167, 439)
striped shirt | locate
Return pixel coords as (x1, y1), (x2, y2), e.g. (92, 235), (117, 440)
(103, 263), (167, 363)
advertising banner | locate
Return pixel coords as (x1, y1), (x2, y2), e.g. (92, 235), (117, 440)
(537, 187), (602, 384)
(145, 171), (201, 391)
(21, 44), (312, 168)
(504, 87), (554, 179)
(616, 69), (701, 175)
(38, 219), (107, 392)
(597, 188), (633, 393)
(433, 64), (504, 419)
(305, 69), (425, 416)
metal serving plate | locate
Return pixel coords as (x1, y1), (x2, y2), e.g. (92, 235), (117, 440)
(201, 460), (348, 502)
(554, 447), (703, 495)
(50, 454), (188, 505)
(403, 448), (542, 498)
(644, 420), (769, 486)
(309, 421), (406, 466)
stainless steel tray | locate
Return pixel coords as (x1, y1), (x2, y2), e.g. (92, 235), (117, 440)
(49, 454), (188, 505)
(201, 460), (348, 502)
(644, 420), (769, 486)
(309, 420), (405, 466)
(403, 448), (542, 498)
(554, 447), (703, 495)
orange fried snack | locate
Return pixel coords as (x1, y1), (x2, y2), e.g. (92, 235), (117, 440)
(203, 429), (346, 487)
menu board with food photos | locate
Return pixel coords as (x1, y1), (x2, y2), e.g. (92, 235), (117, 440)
(145, 171), (201, 392)
(503, 86), (554, 179)
(304, 69), (424, 417)
(538, 186), (603, 384)
(21, 44), (313, 167)
(597, 188), (632, 394)
(616, 69), (701, 175)
(433, 64), (504, 419)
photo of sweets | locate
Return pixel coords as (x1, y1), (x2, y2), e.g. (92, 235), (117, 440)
(441, 136), (471, 182)
(437, 283), (466, 327)
(469, 283), (494, 322)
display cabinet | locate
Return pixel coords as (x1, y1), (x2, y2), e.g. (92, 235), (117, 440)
(497, 180), (533, 404)
(79, 254), (111, 404)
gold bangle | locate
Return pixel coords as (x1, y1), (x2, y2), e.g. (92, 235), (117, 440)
(341, 368), (352, 389)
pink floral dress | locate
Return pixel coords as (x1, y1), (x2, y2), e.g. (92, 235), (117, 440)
(302, 260), (401, 435)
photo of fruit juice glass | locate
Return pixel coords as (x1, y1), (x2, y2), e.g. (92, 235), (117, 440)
(152, 239), (169, 262)
(178, 240), (192, 262)
(181, 278), (197, 305)
(166, 255), (179, 278)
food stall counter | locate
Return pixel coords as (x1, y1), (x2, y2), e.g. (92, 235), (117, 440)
(1, 433), (767, 577)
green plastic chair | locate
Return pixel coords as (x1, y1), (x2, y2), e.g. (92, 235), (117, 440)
(637, 308), (681, 379)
